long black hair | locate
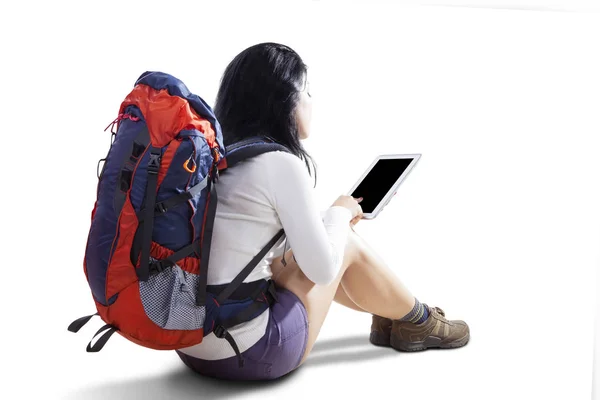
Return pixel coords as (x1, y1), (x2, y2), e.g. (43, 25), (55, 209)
(214, 42), (316, 182)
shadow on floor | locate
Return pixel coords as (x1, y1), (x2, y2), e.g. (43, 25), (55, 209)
(64, 335), (399, 400)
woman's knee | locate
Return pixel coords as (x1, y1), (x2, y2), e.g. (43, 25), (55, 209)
(273, 230), (365, 288)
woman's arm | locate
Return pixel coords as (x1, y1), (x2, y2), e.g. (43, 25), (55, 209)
(266, 151), (352, 285)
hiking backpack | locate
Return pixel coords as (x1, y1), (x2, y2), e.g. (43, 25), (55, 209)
(68, 71), (288, 367)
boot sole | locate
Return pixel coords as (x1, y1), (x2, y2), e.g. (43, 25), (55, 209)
(369, 331), (391, 347)
(391, 333), (470, 352)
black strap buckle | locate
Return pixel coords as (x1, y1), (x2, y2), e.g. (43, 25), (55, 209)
(266, 280), (279, 303)
(212, 163), (219, 182)
(150, 259), (172, 274)
(155, 202), (167, 213)
(148, 152), (161, 175)
(213, 324), (244, 367)
(213, 325), (227, 339)
(153, 260), (166, 273)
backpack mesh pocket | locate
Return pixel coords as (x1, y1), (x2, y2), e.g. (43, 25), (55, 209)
(139, 263), (205, 330)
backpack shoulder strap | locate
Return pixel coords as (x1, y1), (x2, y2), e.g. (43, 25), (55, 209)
(215, 229), (284, 305)
(213, 136), (290, 303)
(219, 136), (290, 171)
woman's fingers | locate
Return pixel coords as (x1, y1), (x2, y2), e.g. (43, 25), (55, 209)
(350, 212), (363, 226)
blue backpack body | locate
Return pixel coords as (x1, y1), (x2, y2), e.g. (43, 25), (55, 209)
(69, 71), (288, 367)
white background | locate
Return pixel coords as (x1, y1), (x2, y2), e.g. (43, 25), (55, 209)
(1, 1), (598, 399)
(407, 0), (600, 12)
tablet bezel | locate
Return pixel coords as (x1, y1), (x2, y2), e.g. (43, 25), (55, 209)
(347, 154), (421, 219)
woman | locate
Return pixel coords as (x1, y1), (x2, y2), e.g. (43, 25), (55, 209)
(176, 42), (470, 380)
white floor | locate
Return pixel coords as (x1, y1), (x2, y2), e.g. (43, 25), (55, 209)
(50, 290), (596, 400)
(40, 204), (600, 399)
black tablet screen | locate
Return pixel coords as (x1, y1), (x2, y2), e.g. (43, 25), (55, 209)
(350, 158), (414, 214)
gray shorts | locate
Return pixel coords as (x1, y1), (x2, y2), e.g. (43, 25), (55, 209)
(177, 286), (309, 381)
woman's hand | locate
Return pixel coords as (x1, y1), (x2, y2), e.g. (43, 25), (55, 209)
(332, 195), (363, 226)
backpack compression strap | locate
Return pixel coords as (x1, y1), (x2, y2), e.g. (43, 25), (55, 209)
(137, 146), (162, 282)
(136, 174), (209, 222)
(196, 159), (219, 306)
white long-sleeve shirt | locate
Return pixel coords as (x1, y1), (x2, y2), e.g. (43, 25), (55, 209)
(179, 150), (352, 360)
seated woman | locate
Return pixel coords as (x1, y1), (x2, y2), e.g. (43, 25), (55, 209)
(176, 42), (470, 381)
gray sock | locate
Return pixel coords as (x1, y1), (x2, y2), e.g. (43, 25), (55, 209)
(398, 298), (429, 324)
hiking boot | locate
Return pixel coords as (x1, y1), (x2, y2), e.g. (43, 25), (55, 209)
(369, 314), (393, 347)
(391, 305), (470, 351)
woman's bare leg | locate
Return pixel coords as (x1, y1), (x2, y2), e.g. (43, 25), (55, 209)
(334, 285), (366, 312)
(270, 230), (416, 365)
(273, 252), (366, 313)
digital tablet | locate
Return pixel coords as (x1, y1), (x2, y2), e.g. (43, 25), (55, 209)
(347, 154), (421, 219)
